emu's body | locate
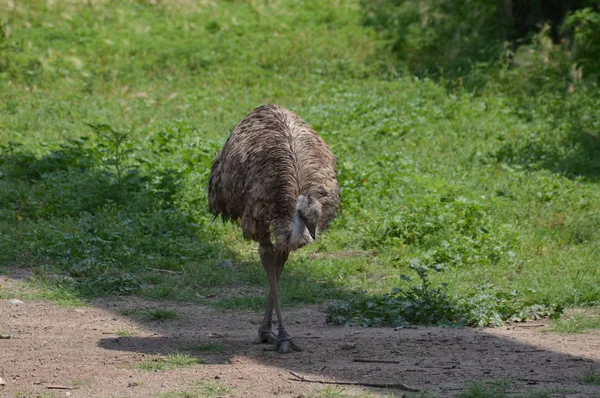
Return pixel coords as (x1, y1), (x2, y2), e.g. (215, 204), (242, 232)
(209, 104), (339, 353)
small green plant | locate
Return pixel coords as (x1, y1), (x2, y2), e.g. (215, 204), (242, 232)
(309, 386), (348, 398)
(166, 352), (201, 367)
(197, 381), (232, 397)
(115, 328), (136, 337)
(138, 353), (201, 372)
(86, 123), (135, 185)
(457, 379), (511, 398)
(310, 386), (348, 398)
(582, 369), (600, 386)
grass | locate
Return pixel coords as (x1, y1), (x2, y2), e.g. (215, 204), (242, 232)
(196, 382), (232, 398)
(310, 387), (348, 398)
(0, 276), (87, 307)
(138, 353), (201, 372)
(458, 380), (512, 398)
(115, 328), (136, 337)
(456, 380), (571, 398)
(583, 369), (600, 386)
(545, 310), (600, 334)
(0, 0), (599, 326)
(159, 381), (232, 398)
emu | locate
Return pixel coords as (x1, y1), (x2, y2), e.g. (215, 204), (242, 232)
(208, 104), (340, 353)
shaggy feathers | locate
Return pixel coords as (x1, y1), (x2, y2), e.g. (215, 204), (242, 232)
(209, 104), (339, 251)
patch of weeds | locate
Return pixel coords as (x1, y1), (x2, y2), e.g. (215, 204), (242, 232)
(138, 353), (201, 372)
(362, 195), (517, 271)
(159, 391), (202, 398)
(327, 260), (562, 327)
(310, 386), (348, 398)
(180, 343), (226, 353)
(195, 381), (232, 397)
(545, 312), (600, 334)
(582, 369), (600, 386)
(167, 352), (202, 367)
(458, 379), (511, 398)
(115, 328), (136, 337)
(138, 358), (170, 372)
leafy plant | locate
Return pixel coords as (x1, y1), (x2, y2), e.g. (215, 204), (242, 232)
(327, 259), (562, 327)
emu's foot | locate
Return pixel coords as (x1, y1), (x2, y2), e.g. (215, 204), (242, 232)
(255, 330), (279, 345)
(264, 338), (302, 354)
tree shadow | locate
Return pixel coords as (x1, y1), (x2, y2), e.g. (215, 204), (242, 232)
(94, 298), (600, 396)
(0, 136), (235, 299)
(494, 110), (600, 181)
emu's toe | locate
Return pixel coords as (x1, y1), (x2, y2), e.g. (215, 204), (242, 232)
(255, 330), (279, 345)
(264, 338), (302, 354)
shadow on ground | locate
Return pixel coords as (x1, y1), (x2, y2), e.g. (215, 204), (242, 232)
(91, 296), (600, 397)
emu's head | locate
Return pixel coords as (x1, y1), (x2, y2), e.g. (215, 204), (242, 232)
(295, 194), (322, 241)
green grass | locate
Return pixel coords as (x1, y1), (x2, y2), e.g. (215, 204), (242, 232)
(195, 382), (232, 398)
(310, 387), (349, 398)
(545, 311), (600, 334)
(583, 369), (600, 386)
(456, 380), (569, 398)
(115, 328), (136, 337)
(0, 276), (87, 307)
(457, 380), (512, 398)
(0, 0), (599, 326)
(158, 381), (232, 398)
(138, 353), (201, 372)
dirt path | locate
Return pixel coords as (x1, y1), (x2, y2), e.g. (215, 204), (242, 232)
(1, 275), (599, 398)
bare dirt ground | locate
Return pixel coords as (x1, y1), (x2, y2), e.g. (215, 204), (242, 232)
(1, 273), (600, 398)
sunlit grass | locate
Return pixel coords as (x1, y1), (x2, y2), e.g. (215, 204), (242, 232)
(545, 311), (600, 334)
(0, 0), (599, 327)
(138, 353), (201, 372)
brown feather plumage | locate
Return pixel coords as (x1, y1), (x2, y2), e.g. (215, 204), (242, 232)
(208, 104), (339, 251)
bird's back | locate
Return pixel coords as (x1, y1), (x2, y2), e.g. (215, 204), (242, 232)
(209, 104), (339, 249)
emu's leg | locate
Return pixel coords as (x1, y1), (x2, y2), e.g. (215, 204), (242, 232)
(257, 244), (300, 353)
(256, 243), (278, 344)
(270, 249), (301, 353)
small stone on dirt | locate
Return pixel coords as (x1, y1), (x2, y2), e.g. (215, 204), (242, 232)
(0, 377), (5, 386)
(7, 299), (23, 305)
(128, 381), (139, 387)
(338, 343), (356, 350)
(0, 333), (11, 339)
